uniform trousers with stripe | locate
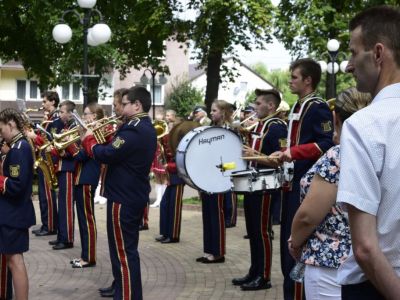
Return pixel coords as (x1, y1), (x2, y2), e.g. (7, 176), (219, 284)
(37, 169), (57, 232)
(224, 192), (237, 227)
(107, 201), (143, 300)
(243, 192), (273, 280)
(200, 193), (225, 257)
(0, 255), (12, 300)
(75, 184), (97, 263)
(159, 184), (184, 240)
(57, 171), (74, 244)
(281, 182), (305, 300)
(141, 202), (149, 228)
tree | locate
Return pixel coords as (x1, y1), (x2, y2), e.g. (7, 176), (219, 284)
(185, 0), (275, 112)
(274, 1), (392, 97)
(251, 62), (297, 106)
(164, 77), (204, 119)
(0, 0), (176, 101)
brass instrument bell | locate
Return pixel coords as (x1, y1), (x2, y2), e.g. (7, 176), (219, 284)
(153, 120), (169, 139)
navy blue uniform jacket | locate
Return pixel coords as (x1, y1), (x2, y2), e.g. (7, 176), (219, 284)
(83, 115), (157, 207)
(0, 135), (36, 229)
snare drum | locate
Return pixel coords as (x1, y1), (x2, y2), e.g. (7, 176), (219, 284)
(230, 169), (282, 193)
(176, 126), (247, 193)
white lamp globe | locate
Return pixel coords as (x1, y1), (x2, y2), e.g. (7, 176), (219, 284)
(327, 39), (340, 52)
(87, 28), (100, 46)
(91, 23), (112, 44)
(327, 62), (339, 74)
(52, 23), (73, 44)
(340, 60), (349, 73)
(78, 0), (97, 9)
(158, 73), (167, 85)
(140, 74), (149, 85)
(318, 60), (327, 73)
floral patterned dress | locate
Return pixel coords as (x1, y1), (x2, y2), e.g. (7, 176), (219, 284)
(299, 145), (351, 269)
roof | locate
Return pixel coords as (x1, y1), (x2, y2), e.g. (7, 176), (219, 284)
(0, 60), (24, 70)
(188, 57), (279, 92)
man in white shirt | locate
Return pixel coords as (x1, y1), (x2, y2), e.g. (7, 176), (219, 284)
(337, 6), (400, 299)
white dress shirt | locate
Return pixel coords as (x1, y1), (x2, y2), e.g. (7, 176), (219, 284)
(337, 83), (400, 284)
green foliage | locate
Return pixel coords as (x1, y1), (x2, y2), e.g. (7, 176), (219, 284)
(0, 0), (176, 98)
(185, 0), (276, 110)
(250, 63), (297, 106)
(164, 78), (204, 119)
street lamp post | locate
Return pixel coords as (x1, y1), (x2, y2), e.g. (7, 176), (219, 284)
(318, 39), (348, 100)
(140, 68), (167, 120)
(52, 0), (111, 107)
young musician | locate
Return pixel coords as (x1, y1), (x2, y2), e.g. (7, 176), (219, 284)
(0, 108), (36, 300)
(70, 103), (104, 268)
(233, 89), (287, 290)
(82, 87), (157, 300)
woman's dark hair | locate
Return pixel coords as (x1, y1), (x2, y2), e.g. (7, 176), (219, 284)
(41, 91), (60, 107)
(0, 108), (26, 133)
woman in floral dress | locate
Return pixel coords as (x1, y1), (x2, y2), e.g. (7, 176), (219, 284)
(288, 88), (371, 299)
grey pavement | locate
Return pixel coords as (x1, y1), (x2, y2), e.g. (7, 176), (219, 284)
(26, 186), (284, 299)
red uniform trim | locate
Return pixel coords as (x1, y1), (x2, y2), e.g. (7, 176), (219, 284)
(0, 254), (7, 299)
(0, 176), (6, 193)
(261, 193), (272, 280)
(294, 281), (304, 300)
(66, 172), (74, 243)
(44, 179), (54, 231)
(112, 203), (132, 300)
(34, 134), (45, 147)
(172, 184), (184, 239)
(166, 162), (177, 173)
(82, 135), (97, 158)
(217, 194), (226, 256)
(84, 185), (97, 263)
(290, 142), (323, 161)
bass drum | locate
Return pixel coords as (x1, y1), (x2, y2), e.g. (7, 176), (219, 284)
(176, 126), (247, 193)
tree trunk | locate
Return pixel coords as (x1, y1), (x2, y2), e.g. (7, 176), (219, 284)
(204, 50), (222, 113)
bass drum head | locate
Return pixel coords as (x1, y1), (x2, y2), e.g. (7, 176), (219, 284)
(176, 126), (247, 193)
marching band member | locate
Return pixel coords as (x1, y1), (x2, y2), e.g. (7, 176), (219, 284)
(82, 86), (157, 300)
(195, 100), (233, 264)
(232, 89), (287, 290)
(31, 91), (63, 237)
(192, 106), (211, 125)
(155, 121), (185, 244)
(0, 143), (12, 300)
(70, 103), (104, 268)
(0, 108), (36, 300)
(49, 100), (78, 250)
(272, 58), (334, 300)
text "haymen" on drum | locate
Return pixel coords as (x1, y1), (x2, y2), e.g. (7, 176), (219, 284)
(198, 135), (225, 145)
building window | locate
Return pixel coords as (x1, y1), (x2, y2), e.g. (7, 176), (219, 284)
(150, 85), (162, 104)
(62, 83), (70, 100)
(17, 80), (26, 100)
(30, 81), (38, 99)
(72, 83), (80, 100)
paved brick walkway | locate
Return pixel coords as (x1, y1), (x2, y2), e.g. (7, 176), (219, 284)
(27, 188), (284, 299)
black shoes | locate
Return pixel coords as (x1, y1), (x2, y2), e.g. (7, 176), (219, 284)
(52, 242), (73, 250)
(139, 224), (149, 231)
(232, 274), (254, 286)
(32, 228), (43, 235)
(240, 276), (271, 291)
(49, 239), (59, 246)
(99, 283), (115, 297)
(155, 236), (167, 242)
(243, 235), (249, 239)
(160, 237), (179, 244)
(202, 256), (225, 264)
(35, 229), (57, 236)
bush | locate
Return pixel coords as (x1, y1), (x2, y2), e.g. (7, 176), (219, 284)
(164, 77), (204, 119)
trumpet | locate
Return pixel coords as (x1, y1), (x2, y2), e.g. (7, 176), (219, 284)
(91, 115), (122, 144)
(26, 107), (44, 113)
(53, 127), (81, 150)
